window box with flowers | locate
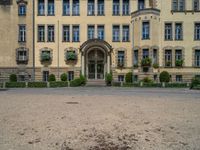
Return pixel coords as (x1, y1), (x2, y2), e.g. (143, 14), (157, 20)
(141, 57), (152, 67)
(117, 61), (124, 68)
(41, 51), (52, 64)
(65, 51), (77, 63)
(175, 59), (184, 67)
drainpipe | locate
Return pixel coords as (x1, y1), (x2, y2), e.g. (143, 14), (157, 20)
(57, 20), (60, 79)
(32, 0), (35, 81)
(131, 16), (134, 83)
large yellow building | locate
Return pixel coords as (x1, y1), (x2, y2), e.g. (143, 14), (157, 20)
(0, 0), (200, 83)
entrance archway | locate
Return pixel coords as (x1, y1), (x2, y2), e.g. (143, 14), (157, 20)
(80, 39), (112, 80)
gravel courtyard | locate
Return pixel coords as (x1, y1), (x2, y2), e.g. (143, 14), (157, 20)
(0, 87), (200, 150)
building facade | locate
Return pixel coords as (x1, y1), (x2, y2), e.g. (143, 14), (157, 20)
(0, 0), (200, 83)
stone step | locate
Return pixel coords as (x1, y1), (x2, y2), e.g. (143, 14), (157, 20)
(86, 80), (106, 87)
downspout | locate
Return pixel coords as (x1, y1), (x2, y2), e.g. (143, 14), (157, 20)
(131, 15), (134, 83)
(57, 20), (60, 79)
(32, 0), (35, 81)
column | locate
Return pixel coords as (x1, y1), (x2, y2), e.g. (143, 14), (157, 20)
(81, 55), (85, 75)
(107, 55), (110, 73)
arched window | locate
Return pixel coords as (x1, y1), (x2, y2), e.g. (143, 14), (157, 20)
(17, 0), (28, 16)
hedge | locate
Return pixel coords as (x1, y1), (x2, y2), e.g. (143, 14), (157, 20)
(5, 82), (26, 88)
(70, 78), (82, 87)
(0, 82), (4, 88)
(28, 82), (47, 88)
(123, 83), (140, 87)
(49, 81), (68, 88)
(143, 83), (162, 87)
(112, 82), (121, 87)
(165, 83), (188, 88)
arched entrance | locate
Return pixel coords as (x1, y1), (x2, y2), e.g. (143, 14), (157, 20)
(80, 39), (112, 80)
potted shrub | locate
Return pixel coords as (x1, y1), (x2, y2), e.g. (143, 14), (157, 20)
(165, 61), (171, 67)
(66, 51), (77, 61)
(60, 73), (67, 81)
(153, 63), (159, 69)
(175, 59), (184, 67)
(141, 57), (152, 67)
(118, 61), (124, 68)
(48, 74), (56, 82)
(41, 52), (51, 63)
(133, 64), (139, 68)
(105, 73), (113, 86)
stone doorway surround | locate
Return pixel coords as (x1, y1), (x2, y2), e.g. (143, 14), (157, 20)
(80, 39), (112, 80)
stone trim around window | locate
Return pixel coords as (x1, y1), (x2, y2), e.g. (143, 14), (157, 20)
(40, 47), (53, 65)
(115, 47), (127, 68)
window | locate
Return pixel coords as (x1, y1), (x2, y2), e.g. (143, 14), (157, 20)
(113, 0), (120, 15)
(175, 50), (182, 60)
(195, 50), (200, 67)
(88, 25), (95, 40)
(138, 0), (145, 10)
(48, 0), (55, 15)
(72, 25), (80, 42)
(142, 22), (150, 39)
(98, 0), (104, 15)
(153, 49), (158, 64)
(16, 48), (28, 63)
(123, 0), (129, 15)
(195, 23), (200, 40)
(47, 25), (55, 42)
(133, 75), (138, 82)
(43, 71), (49, 82)
(133, 50), (138, 65)
(112, 25), (120, 42)
(118, 75), (124, 82)
(72, 0), (80, 15)
(165, 23), (172, 40)
(154, 75), (158, 81)
(63, 25), (70, 42)
(18, 5), (26, 16)
(172, 0), (185, 11)
(88, 0), (95, 15)
(97, 25), (104, 40)
(142, 49), (149, 58)
(176, 75), (182, 82)
(118, 51), (125, 66)
(165, 50), (172, 67)
(193, 0), (199, 11)
(122, 25), (129, 42)
(175, 23), (183, 40)
(18, 25), (26, 42)
(38, 0), (45, 15)
(68, 71), (74, 81)
(63, 0), (70, 15)
(38, 25), (45, 42)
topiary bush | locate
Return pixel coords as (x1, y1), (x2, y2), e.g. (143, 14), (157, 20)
(48, 74), (56, 82)
(159, 71), (170, 83)
(28, 82), (47, 88)
(70, 78), (82, 87)
(142, 77), (153, 83)
(105, 73), (113, 86)
(60, 73), (67, 81)
(9, 74), (17, 82)
(49, 81), (68, 88)
(125, 72), (133, 83)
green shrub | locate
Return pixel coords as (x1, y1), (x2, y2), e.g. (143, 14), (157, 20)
(159, 71), (170, 83)
(143, 83), (162, 87)
(70, 78), (82, 87)
(125, 72), (133, 83)
(105, 73), (113, 86)
(112, 82), (121, 87)
(5, 82), (26, 88)
(175, 59), (184, 67)
(48, 74), (56, 82)
(66, 51), (77, 61)
(9, 74), (17, 82)
(153, 63), (159, 69)
(0, 82), (3, 88)
(142, 77), (153, 83)
(141, 57), (152, 66)
(28, 82), (47, 88)
(49, 81), (68, 88)
(60, 73), (67, 81)
(41, 52), (51, 61)
(165, 83), (188, 88)
(80, 74), (87, 85)
(191, 77), (200, 89)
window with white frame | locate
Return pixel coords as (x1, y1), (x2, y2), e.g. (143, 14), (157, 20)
(18, 4), (26, 16)
(43, 71), (49, 82)
(112, 25), (120, 42)
(123, 0), (129, 15)
(138, 0), (145, 10)
(165, 50), (172, 67)
(175, 23), (183, 40)
(193, 0), (199, 11)
(165, 23), (172, 40)
(172, 0), (185, 11)
(97, 25), (104, 40)
(122, 25), (129, 42)
(195, 23), (200, 40)
(47, 25), (55, 42)
(63, 25), (70, 42)
(72, 0), (80, 15)
(38, 0), (45, 15)
(18, 25), (26, 42)
(88, 25), (95, 40)
(88, 0), (95, 15)
(63, 0), (70, 15)
(175, 50), (182, 60)
(16, 47), (28, 62)
(153, 49), (158, 64)
(113, 0), (120, 15)
(195, 50), (200, 67)
(38, 25), (45, 42)
(142, 49), (149, 59)
(176, 75), (182, 82)
(118, 51), (125, 66)
(98, 0), (104, 15)
(133, 50), (138, 65)
(48, 0), (55, 15)
(142, 22), (150, 39)
(72, 25), (80, 42)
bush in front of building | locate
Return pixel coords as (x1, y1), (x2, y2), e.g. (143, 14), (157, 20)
(190, 77), (200, 89)
(48, 74), (56, 82)
(5, 82), (26, 88)
(125, 72), (133, 83)
(105, 73), (113, 86)
(80, 74), (87, 85)
(159, 71), (170, 83)
(49, 81), (68, 88)
(70, 78), (82, 87)
(165, 83), (188, 88)
(28, 82), (47, 88)
(9, 74), (17, 82)
(60, 73), (68, 81)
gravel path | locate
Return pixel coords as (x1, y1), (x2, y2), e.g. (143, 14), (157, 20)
(0, 88), (200, 150)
